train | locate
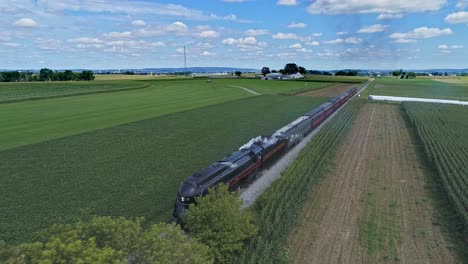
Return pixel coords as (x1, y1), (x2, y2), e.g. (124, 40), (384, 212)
(173, 87), (358, 219)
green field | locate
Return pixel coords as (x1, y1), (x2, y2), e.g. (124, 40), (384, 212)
(361, 78), (468, 100)
(0, 80), (149, 103)
(207, 78), (336, 94)
(0, 95), (327, 244)
(0, 79), (254, 151)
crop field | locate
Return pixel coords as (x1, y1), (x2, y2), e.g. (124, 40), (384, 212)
(211, 78), (337, 95)
(287, 103), (458, 264)
(239, 99), (365, 263)
(303, 75), (368, 83)
(0, 80), (149, 103)
(94, 74), (183, 81)
(0, 79), (254, 151)
(361, 78), (468, 100)
(0, 94), (326, 244)
(297, 83), (356, 97)
(404, 102), (468, 230)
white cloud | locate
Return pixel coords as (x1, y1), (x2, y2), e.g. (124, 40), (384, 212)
(167, 21), (188, 32)
(1, 42), (20, 48)
(272, 32), (298, 39)
(258, 41), (268, 47)
(200, 51), (216, 56)
(297, 48), (312, 53)
(456, 0), (468, 8)
(104, 31), (132, 38)
(307, 0), (446, 14)
(390, 27), (453, 39)
(222, 36), (257, 46)
(393, 39), (417, 43)
(439, 44), (464, 50)
(131, 20), (146, 26)
(37, 0), (213, 20)
(277, 0), (297, 6)
(377, 13), (404, 20)
(289, 43), (302, 49)
(288, 22), (307, 28)
(451, 45), (464, 48)
(438, 44), (449, 49)
(310, 33), (323, 37)
(194, 30), (219, 38)
(345, 37), (362, 44)
(305, 41), (320, 46)
(445, 11), (468, 24)
(336, 31), (348, 35)
(440, 50), (452, 53)
(358, 24), (389, 33)
(68, 37), (103, 44)
(324, 37), (362, 44)
(13, 18), (37, 28)
(224, 14), (238, 20)
(245, 29), (269, 36)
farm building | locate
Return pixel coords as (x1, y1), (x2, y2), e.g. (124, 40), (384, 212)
(262, 73), (283, 80)
(284, 73), (304, 79)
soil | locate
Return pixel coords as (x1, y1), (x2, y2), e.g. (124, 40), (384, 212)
(287, 103), (457, 264)
(297, 83), (357, 97)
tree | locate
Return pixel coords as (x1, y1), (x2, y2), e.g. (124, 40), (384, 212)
(79, 70), (95, 81)
(1, 217), (213, 264)
(298, 66), (307, 75)
(234, 71), (242, 77)
(335, 70), (347, 76)
(279, 69), (286, 75)
(39, 68), (54, 81)
(185, 184), (257, 263)
(283, 63), (299, 75)
(392, 70), (400, 77)
(261, 67), (270, 76)
(271, 70), (278, 73)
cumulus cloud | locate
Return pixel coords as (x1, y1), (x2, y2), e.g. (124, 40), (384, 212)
(393, 39), (417, 44)
(13, 18), (37, 27)
(336, 31), (348, 35)
(68, 37), (103, 44)
(1, 42), (20, 48)
(131, 20), (146, 26)
(358, 24), (389, 33)
(377, 13), (404, 20)
(36, 0), (213, 20)
(390, 27), (453, 40)
(272, 32), (298, 39)
(245, 29), (269, 36)
(194, 30), (219, 38)
(451, 45), (464, 48)
(324, 37), (362, 44)
(297, 48), (312, 53)
(200, 51), (216, 56)
(289, 43), (302, 49)
(307, 0), (445, 14)
(456, 0), (468, 8)
(277, 0), (297, 6)
(305, 41), (320, 46)
(445, 11), (468, 24)
(222, 37), (257, 45)
(104, 31), (132, 38)
(288, 22), (307, 28)
(439, 44), (464, 50)
(438, 44), (449, 49)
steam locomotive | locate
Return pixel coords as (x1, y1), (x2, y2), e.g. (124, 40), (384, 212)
(173, 87), (358, 219)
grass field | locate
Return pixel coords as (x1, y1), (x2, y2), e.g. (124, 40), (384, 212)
(361, 78), (468, 100)
(0, 80), (149, 103)
(0, 95), (327, 244)
(94, 74), (183, 81)
(0, 79), (253, 151)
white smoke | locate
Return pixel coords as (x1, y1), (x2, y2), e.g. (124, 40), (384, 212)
(239, 135), (280, 150)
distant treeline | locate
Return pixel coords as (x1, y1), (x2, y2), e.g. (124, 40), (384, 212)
(0, 68), (95, 82)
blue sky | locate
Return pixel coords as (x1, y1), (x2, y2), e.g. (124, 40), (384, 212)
(1, 0), (467, 70)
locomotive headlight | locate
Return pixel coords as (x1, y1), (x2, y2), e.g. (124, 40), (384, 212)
(181, 197), (185, 202)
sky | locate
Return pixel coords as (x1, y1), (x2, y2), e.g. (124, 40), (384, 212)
(1, 0), (467, 70)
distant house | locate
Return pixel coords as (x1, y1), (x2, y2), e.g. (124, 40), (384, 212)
(284, 73), (304, 79)
(262, 73), (283, 80)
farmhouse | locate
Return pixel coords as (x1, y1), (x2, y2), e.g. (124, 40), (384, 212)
(262, 73), (283, 80)
(284, 73), (304, 79)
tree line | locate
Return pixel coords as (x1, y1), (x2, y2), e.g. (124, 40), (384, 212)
(0, 68), (95, 82)
(261, 63), (307, 76)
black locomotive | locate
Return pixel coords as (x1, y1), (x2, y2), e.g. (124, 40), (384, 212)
(173, 87), (358, 219)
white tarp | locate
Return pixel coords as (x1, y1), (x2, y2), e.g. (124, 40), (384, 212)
(368, 95), (468, 106)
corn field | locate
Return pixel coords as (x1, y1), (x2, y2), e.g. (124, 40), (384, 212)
(238, 99), (365, 263)
(403, 102), (468, 231)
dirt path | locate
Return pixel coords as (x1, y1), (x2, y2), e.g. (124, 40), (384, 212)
(287, 103), (457, 264)
(226, 85), (261, 95)
(297, 83), (356, 97)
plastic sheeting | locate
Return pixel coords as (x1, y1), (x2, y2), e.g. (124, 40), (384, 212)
(368, 95), (468, 105)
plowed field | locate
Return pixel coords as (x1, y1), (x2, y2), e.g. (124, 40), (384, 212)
(287, 103), (457, 264)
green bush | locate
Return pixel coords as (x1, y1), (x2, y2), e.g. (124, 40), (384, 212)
(185, 184), (257, 263)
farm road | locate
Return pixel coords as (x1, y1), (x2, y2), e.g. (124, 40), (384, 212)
(287, 104), (457, 264)
(226, 85), (261, 95)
